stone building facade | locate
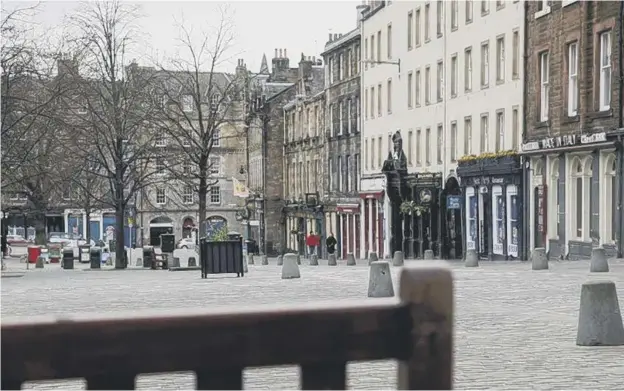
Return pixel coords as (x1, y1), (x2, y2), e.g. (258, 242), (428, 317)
(321, 30), (362, 260)
(247, 50), (300, 255)
(522, 0), (623, 259)
(283, 55), (326, 256)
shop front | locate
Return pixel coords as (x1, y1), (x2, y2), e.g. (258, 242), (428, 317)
(284, 193), (324, 257)
(335, 204), (360, 259)
(359, 189), (385, 260)
(520, 131), (620, 260)
(457, 153), (523, 260)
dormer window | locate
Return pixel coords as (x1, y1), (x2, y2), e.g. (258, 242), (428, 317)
(182, 95), (193, 112)
(211, 94), (220, 109)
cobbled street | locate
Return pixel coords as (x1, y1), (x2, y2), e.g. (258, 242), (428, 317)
(2, 257), (624, 390)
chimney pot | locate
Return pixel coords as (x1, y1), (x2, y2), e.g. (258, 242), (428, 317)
(279, 49), (283, 58)
(284, 49), (287, 58)
(274, 48), (278, 58)
(328, 33), (332, 42)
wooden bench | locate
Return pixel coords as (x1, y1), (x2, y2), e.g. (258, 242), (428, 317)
(1, 264), (453, 390)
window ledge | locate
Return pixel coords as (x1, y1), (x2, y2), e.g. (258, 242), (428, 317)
(534, 7), (551, 20)
(587, 109), (613, 120)
(496, 79), (505, 86)
(562, 0), (578, 8)
(534, 120), (550, 129)
(561, 115), (579, 124)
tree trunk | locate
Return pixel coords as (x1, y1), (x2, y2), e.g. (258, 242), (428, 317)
(198, 166), (207, 238)
(31, 210), (47, 246)
(85, 209), (91, 242)
(115, 201), (125, 269)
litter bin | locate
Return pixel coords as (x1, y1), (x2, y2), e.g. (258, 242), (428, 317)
(62, 247), (74, 270)
(160, 234), (175, 253)
(90, 247), (101, 269)
(78, 245), (91, 263)
(27, 245), (41, 264)
(48, 244), (61, 263)
(228, 231), (242, 241)
(142, 246), (154, 268)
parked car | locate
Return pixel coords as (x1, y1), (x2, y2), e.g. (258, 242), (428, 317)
(48, 232), (95, 248)
(6, 234), (28, 246)
(176, 237), (196, 249)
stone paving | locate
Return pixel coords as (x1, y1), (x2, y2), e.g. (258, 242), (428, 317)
(2, 256), (624, 390)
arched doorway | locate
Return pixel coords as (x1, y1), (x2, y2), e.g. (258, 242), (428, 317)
(149, 216), (173, 246)
(203, 216), (227, 240)
(441, 176), (463, 259)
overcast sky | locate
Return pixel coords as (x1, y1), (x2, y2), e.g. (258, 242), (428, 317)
(5, 0), (359, 73)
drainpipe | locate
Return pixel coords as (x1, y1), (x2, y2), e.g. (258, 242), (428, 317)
(617, 1), (624, 257)
(261, 104), (269, 256)
(521, 0), (530, 261)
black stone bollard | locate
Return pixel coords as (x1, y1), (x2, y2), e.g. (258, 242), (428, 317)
(90, 247), (102, 269)
(62, 248), (74, 270)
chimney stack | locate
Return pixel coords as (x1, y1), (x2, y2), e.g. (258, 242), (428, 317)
(279, 49), (283, 58)
(328, 33), (332, 42)
(284, 48), (287, 58)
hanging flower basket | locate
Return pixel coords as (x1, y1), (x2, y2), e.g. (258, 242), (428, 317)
(400, 201), (428, 216)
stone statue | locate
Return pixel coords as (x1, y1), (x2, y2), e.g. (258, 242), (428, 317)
(382, 130), (408, 172)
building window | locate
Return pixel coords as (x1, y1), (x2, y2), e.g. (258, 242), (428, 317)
(337, 156), (343, 192)
(466, 0), (473, 23)
(496, 110), (504, 151)
(416, 129), (422, 165)
(339, 101), (344, 136)
(465, 47), (472, 92)
(377, 30), (382, 63)
(496, 0), (504, 9)
(347, 100), (352, 134)
(415, 8), (421, 46)
(436, 124), (443, 164)
(436, 0), (443, 37)
(450, 121), (457, 161)
(480, 113), (489, 153)
(210, 156), (220, 175)
(364, 90), (368, 120)
(481, 0), (489, 15)
(496, 35), (505, 82)
(572, 158), (584, 238)
(155, 134), (167, 147)
(599, 30), (611, 111)
(63, 184), (71, 200)
(548, 158), (560, 240)
(183, 162), (192, 176)
(212, 128), (220, 147)
(354, 154), (359, 192)
(605, 155), (616, 242)
(539, 51), (549, 121)
(512, 30), (519, 79)
(328, 157), (334, 188)
(408, 71), (414, 108)
(407, 11), (413, 50)
(339, 53), (344, 81)
(182, 185), (193, 204)
(371, 34), (375, 65)
(211, 94), (220, 110)
(425, 127), (431, 165)
(182, 95), (193, 112)
(464, 117), (472, 155)
(387, 78), (392, 114)
(415, 69), (421, 106)
(436, 60), (444, 102)
(370, 86), (375, 119)
(424, 3), (430, 42)
(567, 42), (578, 116)
(425, 66), (431, 105)
(378, 136), (382, 167)
(346, 155), (351, 191)
(512, 106), (519, 150)
(377, 83), (382, 117)
(451, 54), (458, 97)
(371, 138), (375, 169)
(156, 188), (166, 205)
(481, 41), (489, 88)
(364, 38), (368, 70)
(209, 186), (220, 204)
(451, 0), (458, 30)
(408, 130), (414, 165)
(155, 158), (166, 175)
(387, 23), (392, 59)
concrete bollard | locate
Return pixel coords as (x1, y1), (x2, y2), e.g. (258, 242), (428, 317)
(281, 253), (301, 279)
(590, 247), (609, 273)
(392, 251), (404, 267)
(424, 249), (434, 260)
(346, 253), (356, 266)
(531, 248), (548, 270)
(367, 261), (394, 298)
(465, 249), (479, 267)
(368, 252), (379, 265)
(261, 255), (268, 265)
(328, 253), (337, 266)
(576, 281), (624, 346)
(277, 255), (284, 266)
(1, 260), (6, 271)
(310, 254), (319, 266)
(297, 254), (301, 265)
(171, 257), (181, 268)
(247, 254), (255, 265)
(35, 256), (44, 269)
(243, 260), (248, 273)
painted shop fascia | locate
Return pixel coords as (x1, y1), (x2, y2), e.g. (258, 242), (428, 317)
(519, 131), (620, 260)
(457, 150), (523, 261)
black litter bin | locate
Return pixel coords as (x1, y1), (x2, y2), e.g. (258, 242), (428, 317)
(78, 245), (91, 263)
(62, 247), (74, 270)
(90, 247), (101, 269)
(143, 246), (154, 268)
(160, 234), (175, 253)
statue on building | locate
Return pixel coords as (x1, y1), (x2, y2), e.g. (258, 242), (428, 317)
(382, 130), (407, 173)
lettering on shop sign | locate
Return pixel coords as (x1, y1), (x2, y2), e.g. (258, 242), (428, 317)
(521, 132), (607, 152)
(470, 176), (504, 186)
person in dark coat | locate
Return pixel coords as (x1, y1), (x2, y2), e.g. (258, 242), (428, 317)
(326, 232), (337, 255)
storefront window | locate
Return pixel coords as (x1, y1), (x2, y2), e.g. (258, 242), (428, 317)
(507, 186), (519, 257)
(467, 193), (477, 250)
(492, 185), (504, 255)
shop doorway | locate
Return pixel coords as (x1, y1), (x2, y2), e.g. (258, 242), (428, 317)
(441, 177), (463, 259)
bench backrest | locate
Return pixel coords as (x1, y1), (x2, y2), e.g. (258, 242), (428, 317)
(1, 264), (453, 390)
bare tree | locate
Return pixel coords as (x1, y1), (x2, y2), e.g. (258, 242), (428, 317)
(63, 1), (164, 267)
(150, 7), (255, 237)
(1, 3), (73, 244)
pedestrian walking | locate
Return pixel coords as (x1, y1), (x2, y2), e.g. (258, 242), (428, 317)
(326, 232), (337, 255)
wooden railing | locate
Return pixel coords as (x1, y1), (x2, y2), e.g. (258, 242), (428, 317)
(1, 264), (453, 390)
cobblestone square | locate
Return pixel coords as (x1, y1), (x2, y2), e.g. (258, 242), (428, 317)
(2, 258), (624, 389)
